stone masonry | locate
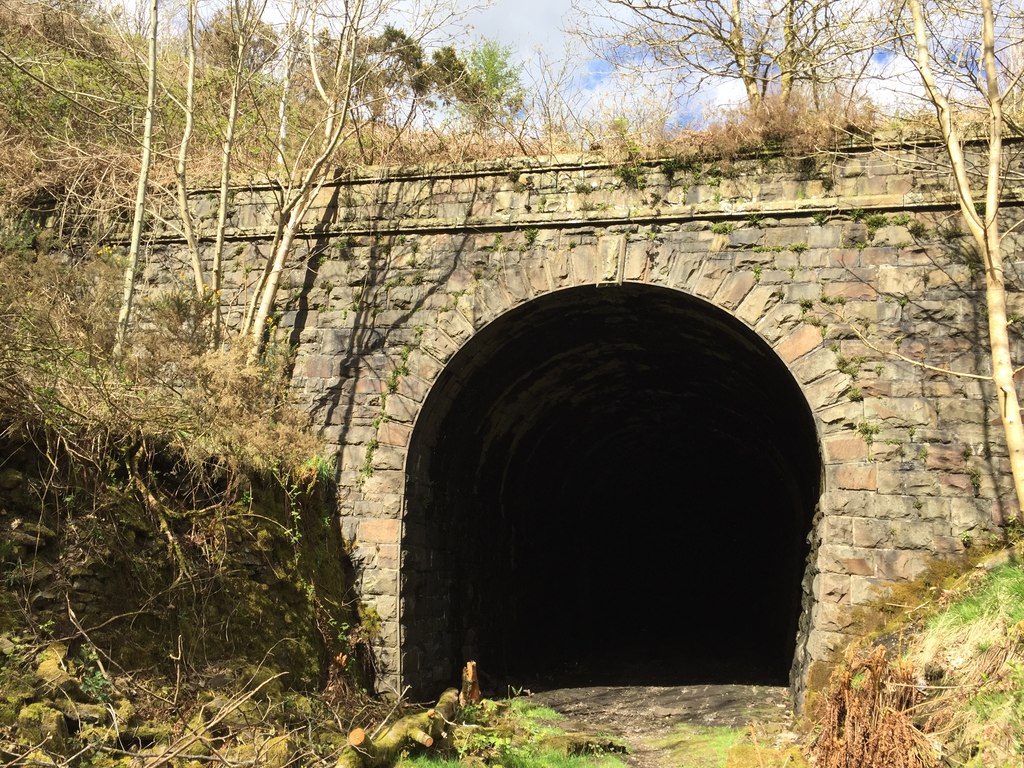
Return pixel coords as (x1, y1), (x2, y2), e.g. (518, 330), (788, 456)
(146, 141), (1024, 697)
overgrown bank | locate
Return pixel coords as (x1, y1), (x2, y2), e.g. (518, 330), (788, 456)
(0, 438), (366, 766)
(0, 240), (380, 764)
(812, 542), (1024, 768)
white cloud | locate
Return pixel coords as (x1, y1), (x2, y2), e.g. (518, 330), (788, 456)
(465, 0), (574, 56)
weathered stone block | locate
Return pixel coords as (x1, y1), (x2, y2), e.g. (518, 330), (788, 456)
(816, 573), (851, 604)
(775, 324), (824, 363)
(715, 271), (756, 309)
(816, 602), (857, 633)
(357, 518), (401, 545)
(875, 550), (929, 581)
(853, 518), (892, 548)
(818, 544), (875, 576)
(832, 464), (878, 491)
(850, 576), (884, 605)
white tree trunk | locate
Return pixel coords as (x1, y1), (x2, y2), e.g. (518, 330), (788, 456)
(175, 0), (204, 298)
(246, 0), (365, 361)
(113, 0), (159, 358)
(908, 0), (1024, 516)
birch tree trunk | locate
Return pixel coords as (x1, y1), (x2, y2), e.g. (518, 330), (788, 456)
(210, 19), (250, 344)
(175, 0), (204, 299)
(246, 0), (365, 362)
(113, 0), (159, 358)
(908, 0), (1024, 515)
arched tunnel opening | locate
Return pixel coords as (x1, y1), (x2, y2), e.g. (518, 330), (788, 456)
(402, 283), (821, 696)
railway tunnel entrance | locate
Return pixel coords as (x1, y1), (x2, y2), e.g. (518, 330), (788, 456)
(401, 283), (822, 697)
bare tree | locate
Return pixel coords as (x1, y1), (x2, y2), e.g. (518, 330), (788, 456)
(174, 0), (204, 299)
(897, 0), (1024, 514)
(242, 0), (367, 360)
(574, 0), (872, 109)
(206, 0), (275, 342)
(113, 0), (159, 358)
(239, 0), (469, 359)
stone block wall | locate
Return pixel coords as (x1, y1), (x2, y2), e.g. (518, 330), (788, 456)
(143, 142), (1024, 696)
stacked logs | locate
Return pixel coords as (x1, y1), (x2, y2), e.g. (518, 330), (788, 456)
(335, 662), (479, 768)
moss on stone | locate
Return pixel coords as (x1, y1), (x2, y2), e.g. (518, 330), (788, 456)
(17, 702), (68, 752)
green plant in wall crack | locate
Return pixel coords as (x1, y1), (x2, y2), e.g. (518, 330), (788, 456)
(615, 162), (647, 190)
(359, 438), (379, 483)
(865, 213), (889, 238)
(857, 421), (881, 445)
(710, 221), (734, 235)
(968, 465), (983, 496)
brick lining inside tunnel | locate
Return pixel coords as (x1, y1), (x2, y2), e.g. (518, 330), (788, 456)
(401, 283), (822, 697)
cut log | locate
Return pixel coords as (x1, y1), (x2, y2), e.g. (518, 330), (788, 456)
(335, 688), (460, 768)
(460, 660), (481, 706)
(347, 728), (367, 748)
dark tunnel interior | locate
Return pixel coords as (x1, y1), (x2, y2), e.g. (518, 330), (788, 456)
(402, 283), (821, 695)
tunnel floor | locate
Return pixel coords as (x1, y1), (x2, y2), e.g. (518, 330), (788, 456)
(402, 283), (821, 695)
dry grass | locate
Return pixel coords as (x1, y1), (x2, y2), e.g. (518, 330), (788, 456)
(0, 245), (326, 485)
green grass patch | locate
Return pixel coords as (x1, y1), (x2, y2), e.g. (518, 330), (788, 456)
(399, 754), (625, 768)
(930, 563), (1024, 630)
(648, 723), (808, 768)
(508, 699), (564, 722)
(397, 697), (626, 768)
(649, 724), (743, 766)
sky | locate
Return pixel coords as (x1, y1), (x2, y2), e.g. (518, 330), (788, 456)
(460, 0), (698, 129)
(466, 0), (575, 57)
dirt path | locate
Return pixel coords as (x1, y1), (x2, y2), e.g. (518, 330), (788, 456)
(530, 684), (796, 767)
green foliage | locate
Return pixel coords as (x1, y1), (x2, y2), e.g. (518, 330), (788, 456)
(938, 223), (965, 242)
(834, 351), (866, 377)
(0, 215), (38, 256)
(401, 697), (626, 768)
(609, 117), (648, 189)
(865, 213), (889, 236)
(455, 39), (524, 126)
(710, 222), (734, 235)
(658, 157), (690, 181)
(857, 421), (881, 445)
(907, 219), (929, 238)
(614, 163), (647, 189)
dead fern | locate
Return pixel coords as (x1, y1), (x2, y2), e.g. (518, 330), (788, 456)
(813, 645), (938, 768)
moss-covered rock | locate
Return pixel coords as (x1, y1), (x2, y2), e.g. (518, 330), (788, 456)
(54, 699), (109, 726)
(17, 702), (68, 753)
(34, 642), (80, 697)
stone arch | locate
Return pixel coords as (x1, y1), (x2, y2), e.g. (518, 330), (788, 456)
(396, 280), (826, 697)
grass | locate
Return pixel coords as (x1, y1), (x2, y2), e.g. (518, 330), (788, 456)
(648, 723), (807, 768)
(396, 697), (627, 768)
(399, 753), (626, 768)
(930, 563), (1024, 629)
